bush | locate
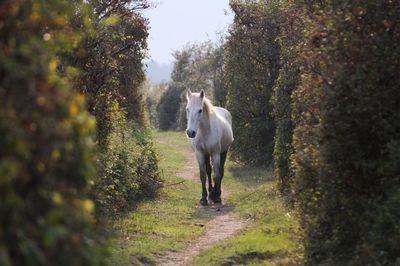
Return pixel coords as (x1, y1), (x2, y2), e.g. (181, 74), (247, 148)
(70, 0), (149, 147)
(143, 81), (165, 129)
(68, 0), (162, 216)
(293, 1), (400, 264)
(271, 2), (304, 197)
(272, 64), (299, 197)
(157, 83), (185, 131)
(94, 103), (162, 215)
(0, 0), (106, 264)
(225, 0), (281, 165)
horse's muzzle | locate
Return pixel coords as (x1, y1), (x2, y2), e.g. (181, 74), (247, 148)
(186, 129), (196, 138)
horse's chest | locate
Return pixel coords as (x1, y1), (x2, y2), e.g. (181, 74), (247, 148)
(194, 138), (219, 155)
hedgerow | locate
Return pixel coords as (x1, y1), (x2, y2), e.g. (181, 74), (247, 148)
(157, 82), (184, 131)
(94, 102), (162, 215)
(271, 1), (303, 197)
(0, 0), (106, 264)
(69, 0), (162, 215)
(225, 0), (281, 165)
(293, 1), (400, 264)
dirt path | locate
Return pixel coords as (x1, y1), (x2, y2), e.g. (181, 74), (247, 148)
(156, 139), (248, 266)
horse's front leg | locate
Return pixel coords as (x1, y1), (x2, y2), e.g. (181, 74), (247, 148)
(210, 153), (222, 203)
(205, 154), (213, 194)
(196, 151), (208, 206)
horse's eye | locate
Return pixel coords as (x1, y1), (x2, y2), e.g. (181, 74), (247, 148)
(199, 109), (202, 114)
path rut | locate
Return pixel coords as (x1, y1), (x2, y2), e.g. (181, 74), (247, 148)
(156, 139), (248, 266)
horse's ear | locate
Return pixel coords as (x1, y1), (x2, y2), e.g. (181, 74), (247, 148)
(186, 88), (192, 100)
(200, 89), (205, 99)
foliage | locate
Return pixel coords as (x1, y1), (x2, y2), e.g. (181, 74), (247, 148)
(0, 0), (161, 263)
(172, 43), (223, 130)
(221, 0), (400, 264)
(107, 131), (205, 264)
(143, 80), (166, 128)
(271, 1), (303, 198)
(94, 102), (161, 215)
(225, 0), (281, 165)
(157, 83), (185, 131)
(68, 0), (162, 215)
(152, 42), (227, 131)
(193, 166), (302, 265)
(71, 0), (150, 148)
(210, 44), (228, 108)
(0, 0), (106, 264)
(292, 1), (400, 264)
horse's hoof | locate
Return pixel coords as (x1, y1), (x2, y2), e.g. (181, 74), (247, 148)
(200, 198), (208, 206)
(209, 190), (221, 203)
(212, 197), (222, 203)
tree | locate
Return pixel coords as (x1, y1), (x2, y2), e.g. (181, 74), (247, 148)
(156, 42), (225, 131)
(70, 0), (150, 147)
(74, 0), (161, 214)
(210, 42), (227, 108)
(143, 80), (166, 128)
(157, 83), (185, 131)
(225, 0), (281, 165)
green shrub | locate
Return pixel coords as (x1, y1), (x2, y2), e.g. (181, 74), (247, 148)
(272, 65), (298, 197)
(225, 0), (281, 165)
(293, 1), (400, 264)
(272, 1), (303, 198)
(143, 81), (165, 129)
(94, 103), (162, 215)
(0, 0), (106, 264)
(211, 45), (227, 108)
(70, 0), (149, 146)
(66, 0), (162, 216)
(157, 83), (184, 131)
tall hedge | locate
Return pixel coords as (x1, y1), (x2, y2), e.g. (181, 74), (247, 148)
(0, 1), (105, 264)
(72, 0), (150, 149)
(293, 1), (400, 264)
(272, 1), (303, 197)
(69, 0), (161, 215)
(157, 83), (184, 131)
(225, 0), (281, 165)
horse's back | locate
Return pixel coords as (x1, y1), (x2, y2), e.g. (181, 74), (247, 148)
(213, 106), (234, 151)
(214, 107), (232, 125)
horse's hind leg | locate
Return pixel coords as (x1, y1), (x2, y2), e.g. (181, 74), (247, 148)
(204, 155), (213, 194)
(220, 151), (228, 181)
(210, 151), (228, 203)
(210, 153), (222, 203)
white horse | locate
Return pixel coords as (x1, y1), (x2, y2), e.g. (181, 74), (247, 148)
(185, 89), (234, 205)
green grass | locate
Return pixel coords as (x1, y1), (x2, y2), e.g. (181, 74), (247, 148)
(106, 131), (302, 265)
(192, 164), (303, 265)
(153, 130), (189, 147)
(106, 131), (207, 265)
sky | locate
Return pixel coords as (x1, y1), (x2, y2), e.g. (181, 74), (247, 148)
(143, 0), (233, 65)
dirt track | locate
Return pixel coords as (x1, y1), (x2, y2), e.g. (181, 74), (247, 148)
(156, 139), (248, 266)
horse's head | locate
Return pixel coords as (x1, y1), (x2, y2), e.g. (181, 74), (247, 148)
(185, 89), (205, 138)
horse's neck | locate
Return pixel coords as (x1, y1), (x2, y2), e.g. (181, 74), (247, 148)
(199, 114), (210, 134)
(199, 100), (213, 135)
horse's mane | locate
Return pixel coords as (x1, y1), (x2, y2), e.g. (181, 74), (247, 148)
(203, 97), (214, 115)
